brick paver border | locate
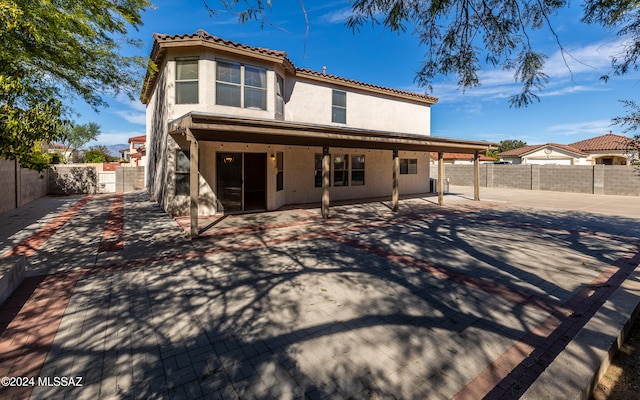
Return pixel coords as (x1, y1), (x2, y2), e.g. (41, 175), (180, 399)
(98, 193), (124, 252)
(453, 251), (640, 399)
(3, 196), (92, 258)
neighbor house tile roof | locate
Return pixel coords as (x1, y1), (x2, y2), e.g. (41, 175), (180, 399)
(128, 135), (146, 143)
(569, 133), (630, 151)
(142, 30), (438, 105)
(499, 143), (588, 157)
(429, 152), (495, 161)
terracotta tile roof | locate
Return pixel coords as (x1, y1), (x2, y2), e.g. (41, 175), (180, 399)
(296, 68), (438, 104)
(429, 152), (495, 161)
(499, 143), (587, 157)
(152, 30), (290, 60)
(569, 133), (630, 151)
(142, 30), (437, 105)
(128, 135), (146, 143)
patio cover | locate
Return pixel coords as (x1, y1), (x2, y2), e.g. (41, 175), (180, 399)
(168, 112), (498, 237)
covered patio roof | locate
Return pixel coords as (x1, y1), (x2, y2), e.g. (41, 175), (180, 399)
(168, 112), (496, 154)
(168, 112), (498, 238)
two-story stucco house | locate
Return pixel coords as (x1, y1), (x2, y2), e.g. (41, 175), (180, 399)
(141, 30), (494, 235)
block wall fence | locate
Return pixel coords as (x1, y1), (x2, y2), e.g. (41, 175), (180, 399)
(441, 164), (640, 196)
(0, 158), (49, 213)
(0, 159), (145, 213)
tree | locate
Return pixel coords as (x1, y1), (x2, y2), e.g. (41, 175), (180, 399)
(84, 145), (115, 164)
(0, 0), (151, 168)
(59, 122), (102, 163)
(207, 0), (639, 107)
(613, 100), (640, 165)
(498, 140), (528, 153)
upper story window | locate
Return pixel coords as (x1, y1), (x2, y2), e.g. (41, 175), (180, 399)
(175, 58), (198, 104)
(216, 61), (267, 110)
(276, 74), (284, 119)
(332, 90), (346, 124)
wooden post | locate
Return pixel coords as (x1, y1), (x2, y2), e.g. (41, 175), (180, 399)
(392, 149), (399, 211)
(188, 129), (199, 238)
(438, 151), (444, 206)
(474, 150), (480, 201)
(322, 146), (330, 218)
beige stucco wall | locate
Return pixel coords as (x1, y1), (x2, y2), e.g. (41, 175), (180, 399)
(163, 50), (278, 121)
(146, 46), (434, 216)
(285, 79), (431, 134)
(504, 148), (586, 165)
(194, 143), (431, 214)
(158, 48), (431, 134)
(586, 151), (630, 165)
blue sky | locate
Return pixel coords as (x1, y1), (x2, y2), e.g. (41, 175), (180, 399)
(79, 0), (639, 148)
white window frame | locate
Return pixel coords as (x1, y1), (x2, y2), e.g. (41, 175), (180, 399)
(332, 90), (347, 124)
(175, 57), (199, 104)
(216, 60), (267, 110)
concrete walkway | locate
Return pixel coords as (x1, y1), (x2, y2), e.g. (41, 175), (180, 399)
(0, 186), (639, 399)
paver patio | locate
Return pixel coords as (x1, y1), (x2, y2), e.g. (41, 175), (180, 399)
(0, 187), (639, 399)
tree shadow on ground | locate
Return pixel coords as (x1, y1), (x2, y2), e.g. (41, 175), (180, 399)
(26, 193), (640, 399)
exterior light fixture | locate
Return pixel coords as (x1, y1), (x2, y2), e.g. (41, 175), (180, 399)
(270, 154), (276, 161)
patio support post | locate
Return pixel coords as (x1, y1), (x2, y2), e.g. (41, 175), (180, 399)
(392, 149), (399, 211)
(438, 151), (444, 206)
(187, 129), (199, 238)
(322, 145), (330, 218)
(474, 150), (480, 201)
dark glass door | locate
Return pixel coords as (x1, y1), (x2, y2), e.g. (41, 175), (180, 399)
(216, 153), (243, 211)
(244, 153), (266, 211)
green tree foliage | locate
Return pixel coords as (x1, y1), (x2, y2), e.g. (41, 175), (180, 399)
(498, 140), (528, 153)
(208, 0), (639, 107)
(0, 0), (151, 169)
(486, 149), (499, 159)
(612, 100), (640, 165)
(59, 122), (102, 163)
(84, 145), (115, 164)
(347, 0), (639, 107)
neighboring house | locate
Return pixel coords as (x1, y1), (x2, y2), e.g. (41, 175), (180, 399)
(46, 143), (74, 163)
(120, 148), (131, 162)
(569, 132), (635, 165)
(128, 135), (147, 167)
(141, 30), (494, 222)
(499, 143), (589, 165)
(429, 152), (496, 165)
(499, 133), (635, 165)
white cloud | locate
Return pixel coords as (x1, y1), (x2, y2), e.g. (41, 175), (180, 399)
(542, 40), (619, 79)
(114, 109), (146, 125)
(318, 7), (353, 24)
(95, 130), (145, 147)
(546, 120), (613, 137)
(422, 38), (627, 104)
(110, 95), (146, 125)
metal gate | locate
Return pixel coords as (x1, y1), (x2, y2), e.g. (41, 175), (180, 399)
(98, 172), (116, 193)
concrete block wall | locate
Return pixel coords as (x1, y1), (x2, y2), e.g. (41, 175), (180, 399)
(48, 165), (98, 195)
(443, 164), (640, 196)
(0, 158), (49, 213)
(0, 159), (17, 213)
(492, 165), (532, 190)
(604, 166), (640, 196)
(441, 164), (476, 186)
(116, 166), (145, 193)
(539, 166), (594, 194)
